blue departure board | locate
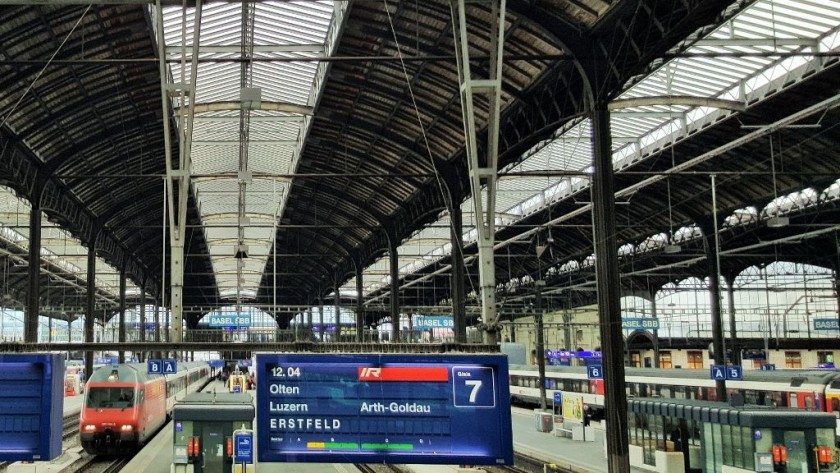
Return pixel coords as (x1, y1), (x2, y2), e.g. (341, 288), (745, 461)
(256, 353), (513, 464)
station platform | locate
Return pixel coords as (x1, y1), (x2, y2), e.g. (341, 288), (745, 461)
(124, 389), (614, 473)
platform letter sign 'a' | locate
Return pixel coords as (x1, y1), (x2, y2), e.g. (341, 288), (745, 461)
(710, 365), (726, 381)
(162, 359), (178, 374)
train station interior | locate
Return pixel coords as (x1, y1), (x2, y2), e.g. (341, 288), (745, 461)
(0, 0), (839, 472)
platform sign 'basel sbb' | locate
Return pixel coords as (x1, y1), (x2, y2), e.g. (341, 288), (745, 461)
(256, 354), (513, 465)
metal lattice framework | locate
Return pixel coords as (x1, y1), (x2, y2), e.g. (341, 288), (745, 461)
(0, 0), (837, 331)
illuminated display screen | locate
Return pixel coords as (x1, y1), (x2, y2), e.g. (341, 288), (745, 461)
(256, 354), (513, 464)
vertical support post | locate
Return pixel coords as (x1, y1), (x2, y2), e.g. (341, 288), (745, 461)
(650, 295), (660, 368)
(389, 239), (400, 342)
(355, 265), (364, 343)
(154, 0), (202, 346)
(709, 175), (727, 401)
(85, 236), (96, 387)
(170, 244), (184, 344)
(725, 274), (740, 365)
(306, 306), (313, 339)
(590, 106), (630, 473)
(139, 280), (146, 362)
(154, 302), (161, 342)
(535, 280), (546, 410)
(318, 298), (324, 342)
(334, 280), (341, 341)
(450, 0), (506, 343)
(25, 201), (42, 343)
(450, 204), (467, 343)
(118, 266), (126, 364)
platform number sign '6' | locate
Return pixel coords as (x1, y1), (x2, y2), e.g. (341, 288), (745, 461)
(588, 365), (604, 379)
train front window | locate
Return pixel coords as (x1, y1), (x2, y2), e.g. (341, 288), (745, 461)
(87, 387), (135, 408)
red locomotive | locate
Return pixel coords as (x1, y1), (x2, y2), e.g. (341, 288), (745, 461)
(80, 362), (210, 454)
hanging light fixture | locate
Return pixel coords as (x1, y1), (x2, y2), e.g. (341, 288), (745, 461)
(664, 177), (681, 254)
(767, 134), (788, 228)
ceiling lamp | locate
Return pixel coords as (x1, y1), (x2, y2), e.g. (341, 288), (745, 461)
(663, 243), (682, 254)
(767, 216), (789, 228)
(234, 244), (249, 259)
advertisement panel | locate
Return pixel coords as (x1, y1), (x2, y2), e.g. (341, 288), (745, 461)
(561, 392), (584, 423)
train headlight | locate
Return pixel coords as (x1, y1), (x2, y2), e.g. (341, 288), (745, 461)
(84, 425), (96, 432)
(120, 425), (134, 432)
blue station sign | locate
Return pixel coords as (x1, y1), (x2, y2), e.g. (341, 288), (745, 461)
(414, 316), (454, 329)
(621, 318), (660, 330)
(208, 314), (251, 328)
(256, 353), (513, 465)
(234, 430), (254, 464)
(813, 318), (839, 331)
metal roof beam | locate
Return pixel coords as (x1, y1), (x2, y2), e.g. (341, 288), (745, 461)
(183, 101), (313, 115)
(609, 96), (746, 112)
(166, 44), (326, 54)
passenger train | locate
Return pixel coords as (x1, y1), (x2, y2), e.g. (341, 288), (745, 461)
(509, 365), (840, 435)
(80, 362), (211, 454)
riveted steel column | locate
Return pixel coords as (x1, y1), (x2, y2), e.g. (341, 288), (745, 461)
(139, 280), (146, 363)
(451, 0), (506, 343)
(334, 280), (341, 341)
(154, 301), (160, 342)
(725, 274), (740, 366)
(318, 298), (324, 342)
(650, 296), (660, 368)
(389, 240), (400, 342)
(707, 176), (726, 401)
(118, 266), (126, 363)
(590, 107), (629, 473)
(85, 238), (96, 387)
(356, 266), (364, 342)
(535, 280), (547, 410)
(450, 204), (467, 343)
(154, 0), (201, 346)
(25, 202), (41, 343)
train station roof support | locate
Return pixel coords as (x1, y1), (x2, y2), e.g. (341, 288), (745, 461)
(0, 0), (838, 336)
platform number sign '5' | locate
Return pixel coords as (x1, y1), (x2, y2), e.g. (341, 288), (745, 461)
(588, 365), (604, 379)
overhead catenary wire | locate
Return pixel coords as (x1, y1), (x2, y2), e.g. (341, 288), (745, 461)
(0, 4), (92, 132)
(381, 0), (481, 303)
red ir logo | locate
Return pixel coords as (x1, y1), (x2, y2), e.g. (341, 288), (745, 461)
(358, 367), (381, 380)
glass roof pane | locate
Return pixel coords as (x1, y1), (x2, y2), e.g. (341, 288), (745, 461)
(346, 0), (840, 297)
(161, 0), (343, 299)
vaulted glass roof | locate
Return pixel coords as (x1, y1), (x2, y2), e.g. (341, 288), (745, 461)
(344, 0), (840, 299)
(159, 1), (344, 302)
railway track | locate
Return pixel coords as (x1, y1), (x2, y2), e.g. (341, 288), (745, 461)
(66, 455), (130, 473)
(354, 464), (408, 473)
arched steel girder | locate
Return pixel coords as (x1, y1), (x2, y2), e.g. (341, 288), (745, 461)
(493, 0), (744, 166)
(313, 114), (452, 179)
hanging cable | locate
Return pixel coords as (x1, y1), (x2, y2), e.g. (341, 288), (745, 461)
(0, 5), (92, 131)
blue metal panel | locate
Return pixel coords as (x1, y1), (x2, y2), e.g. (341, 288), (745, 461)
(0, 353), (64, 461)
(256, 354), (513, 465)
